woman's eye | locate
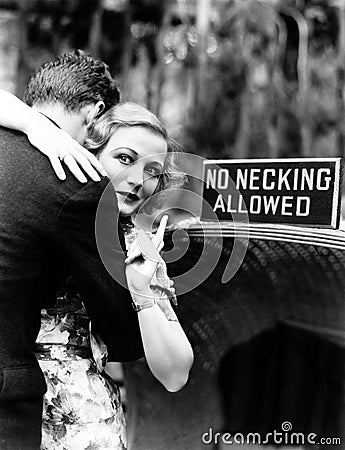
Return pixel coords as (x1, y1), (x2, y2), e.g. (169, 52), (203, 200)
(145, 166), (161, 178)
(118, 154), (133, 165)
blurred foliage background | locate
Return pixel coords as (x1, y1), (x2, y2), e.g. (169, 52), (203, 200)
(0, 0), (344, 161)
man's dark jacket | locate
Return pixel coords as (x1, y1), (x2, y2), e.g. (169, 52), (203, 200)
(0, 127), (144, 449)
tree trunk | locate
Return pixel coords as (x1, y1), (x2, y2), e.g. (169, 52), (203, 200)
(233, 89), (252, 159)
(154, 4), (171, 117)
(194, 0), (211, 110)
(336, 2), (345, 157)
(279, 5), (310, 157)
(16, 0), (30, 98)
(118, 5), (133, 99)
(88, 2), (103, 57)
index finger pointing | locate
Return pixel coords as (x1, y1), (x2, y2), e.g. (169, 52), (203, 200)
(154, 215), (168, 246)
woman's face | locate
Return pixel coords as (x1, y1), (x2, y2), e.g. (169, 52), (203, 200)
(98, 126), (167, 217)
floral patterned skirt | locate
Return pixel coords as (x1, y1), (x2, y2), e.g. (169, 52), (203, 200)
(36, 345), (126, 450)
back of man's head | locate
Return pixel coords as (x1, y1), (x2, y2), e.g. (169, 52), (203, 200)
(24, 50), (120, 113)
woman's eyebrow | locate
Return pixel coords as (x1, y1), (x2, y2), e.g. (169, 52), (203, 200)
(113, 146), (138, 156)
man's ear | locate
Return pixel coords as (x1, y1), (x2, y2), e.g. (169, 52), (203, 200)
(86, 101), (106, 128)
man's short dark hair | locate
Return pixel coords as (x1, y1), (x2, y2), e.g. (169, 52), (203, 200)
(24, 50), (120, 112)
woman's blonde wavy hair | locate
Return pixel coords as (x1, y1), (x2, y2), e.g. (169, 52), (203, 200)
(85, 102), (186, 193)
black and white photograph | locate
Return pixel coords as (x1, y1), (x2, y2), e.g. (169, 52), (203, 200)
(0, 1), (344, 449)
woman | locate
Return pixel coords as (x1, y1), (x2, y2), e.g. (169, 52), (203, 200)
(0, 91), (193, 449)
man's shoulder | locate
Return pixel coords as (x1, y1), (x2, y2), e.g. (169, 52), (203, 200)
(0, 125), (112, 207)
(0, 125), (30, 147)
(62, 176), (114, 205)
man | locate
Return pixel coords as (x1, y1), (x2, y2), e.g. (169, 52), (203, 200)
(0, 50), (143, 449)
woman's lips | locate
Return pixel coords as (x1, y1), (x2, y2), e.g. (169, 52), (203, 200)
(117, 191), (140, 202)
